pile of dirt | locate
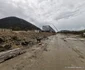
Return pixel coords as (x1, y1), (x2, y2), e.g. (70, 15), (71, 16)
(0, 30), (54, 52)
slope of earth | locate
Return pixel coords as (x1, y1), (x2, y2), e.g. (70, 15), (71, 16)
(0, 30), (54, 52)
(0, 34), (85, 70)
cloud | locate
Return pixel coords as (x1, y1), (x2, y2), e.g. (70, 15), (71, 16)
(0, 0), (85, 31)
(54, 0), (85, 21)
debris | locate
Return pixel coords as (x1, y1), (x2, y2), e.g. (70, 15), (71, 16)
(0, 38), (4, 44)
(36, 37), (42, 43)
(11, 36), (18, 41)
(21, 41), (29, 46)
(4, 45), (12, 50)
(0, 48), (26, 63)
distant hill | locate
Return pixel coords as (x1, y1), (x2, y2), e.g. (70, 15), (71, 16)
(58, 30), (85, 34)
(0, 16), (41, 31)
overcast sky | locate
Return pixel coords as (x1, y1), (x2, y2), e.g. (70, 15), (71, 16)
(0, 0), (85, 31)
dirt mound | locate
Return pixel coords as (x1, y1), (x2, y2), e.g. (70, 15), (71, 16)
(0, 30), (54, 52)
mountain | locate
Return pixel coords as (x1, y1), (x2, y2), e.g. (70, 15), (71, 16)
(0, 16), (41, 31)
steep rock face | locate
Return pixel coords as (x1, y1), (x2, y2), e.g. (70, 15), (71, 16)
(0, 16), (41, 31)
(42, 25), (56, 32)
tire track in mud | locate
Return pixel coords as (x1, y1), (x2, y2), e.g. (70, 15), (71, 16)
(61, 36), (85, 65)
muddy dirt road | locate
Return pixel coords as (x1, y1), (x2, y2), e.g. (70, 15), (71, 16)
(0, 34), (85, 70)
